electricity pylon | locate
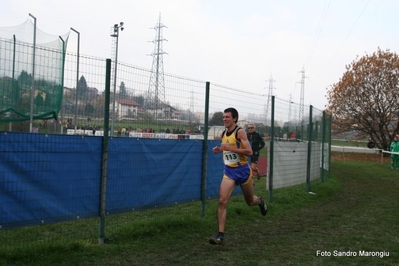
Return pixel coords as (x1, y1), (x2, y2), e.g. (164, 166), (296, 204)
(147, 13), (168, 115)
(298, 67), (307, 125)
(265, 74), (276, 126)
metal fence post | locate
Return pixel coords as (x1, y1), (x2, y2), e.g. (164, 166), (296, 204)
(29, 13), (36, 133)
(321, 111), (326, 182)
(269, 96), (275, 202)
(70, 28), (80, 134)
(201, 81), (210, 217)
(328, 114), (332, 179)
(99, 59), (111, 244)
(306, 105), (313, 192)
(59, 36), (66, 134)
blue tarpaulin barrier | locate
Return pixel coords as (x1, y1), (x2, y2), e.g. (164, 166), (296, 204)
(0, 132), (240, 229)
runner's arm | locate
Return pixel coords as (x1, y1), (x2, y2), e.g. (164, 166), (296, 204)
(258, 133), (265, 150)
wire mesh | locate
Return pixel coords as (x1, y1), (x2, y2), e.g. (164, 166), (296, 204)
(0, 26), (331, 252)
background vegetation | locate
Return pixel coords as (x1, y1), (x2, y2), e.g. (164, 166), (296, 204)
(327, 48), (399, 150)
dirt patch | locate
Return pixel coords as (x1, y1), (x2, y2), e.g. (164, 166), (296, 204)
(331, 151), (390, 162)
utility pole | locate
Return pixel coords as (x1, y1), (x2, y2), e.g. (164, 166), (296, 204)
(29, 13), (36, 133)
(147, 13), (168, 120)
(70, 27), (80, 135)
(110, 22), (124, 136)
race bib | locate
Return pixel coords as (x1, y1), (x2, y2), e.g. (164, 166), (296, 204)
(223, 151), (240, 165)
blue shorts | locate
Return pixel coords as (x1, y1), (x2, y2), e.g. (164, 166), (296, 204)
(223, 164), (252, 186)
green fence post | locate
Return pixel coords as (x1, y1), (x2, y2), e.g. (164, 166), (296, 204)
(99, 59), (111, 244)
(269, 96), (275, 202)
(328, 114), (332, 179)
(59, 36), (66, 134)
(201, 81), (210, 217)
(321, 111), (326, 182)
(306, 105), (313, 192)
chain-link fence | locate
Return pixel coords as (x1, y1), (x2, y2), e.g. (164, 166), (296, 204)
(0, 30), (331, 251)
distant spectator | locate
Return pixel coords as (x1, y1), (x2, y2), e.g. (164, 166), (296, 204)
(283, 132), (287, 139)
(296, 131), (301, 141)
(390, 135), (399, 169)
(290, 131), (296, 140)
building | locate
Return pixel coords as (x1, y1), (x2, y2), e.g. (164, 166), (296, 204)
(115, 99), (140, 119)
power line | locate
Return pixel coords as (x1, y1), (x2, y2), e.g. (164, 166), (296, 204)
(304, 0), (331, 69)
(314, 0), (371, 79)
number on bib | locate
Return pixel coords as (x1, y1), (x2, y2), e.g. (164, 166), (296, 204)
(224, 151), (240, 165)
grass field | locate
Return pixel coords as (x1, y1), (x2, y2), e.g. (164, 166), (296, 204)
(331, 139), (369, 147)
(0, 153), (398, 265)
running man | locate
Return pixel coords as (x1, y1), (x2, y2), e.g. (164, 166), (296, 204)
(209, 107), (268, 246)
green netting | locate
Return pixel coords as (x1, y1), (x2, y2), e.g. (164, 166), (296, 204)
(0, 19), (69, 122)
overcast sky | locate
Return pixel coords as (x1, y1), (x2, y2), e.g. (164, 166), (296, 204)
(1, 0), (398, 110)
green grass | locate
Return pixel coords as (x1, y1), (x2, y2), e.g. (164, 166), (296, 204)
(331, 139), (368, 147)
(1, 156), (398, 265)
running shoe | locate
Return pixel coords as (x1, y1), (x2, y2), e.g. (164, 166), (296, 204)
(257, 174), (267, 180)
(259, 197), (268, 216)
(209, 234), (225, 245)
